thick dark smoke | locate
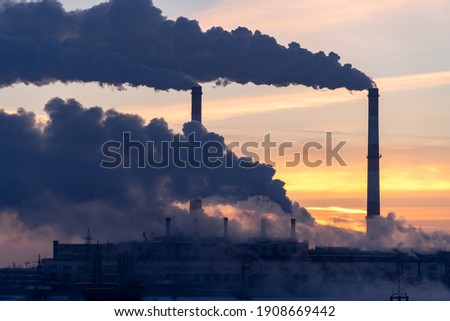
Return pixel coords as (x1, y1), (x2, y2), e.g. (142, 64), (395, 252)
(2, 101), (450, 261)
(0, 0), (374, 90)
(0, 99), (308, 241)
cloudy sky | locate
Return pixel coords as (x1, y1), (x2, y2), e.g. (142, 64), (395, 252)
(0, 0), (449, 265)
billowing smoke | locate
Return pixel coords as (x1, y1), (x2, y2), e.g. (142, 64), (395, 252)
(0, 0), (374, 90)
(2, 100), (448, 253)
(310, 213), (450, 253)
(367, 213), (450, 251)
(203, 196), (314, 240)
(0, 98), (305, 243)
(2, 99), (450, 266)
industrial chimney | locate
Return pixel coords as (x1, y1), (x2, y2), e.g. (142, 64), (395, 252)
(366, 88), (381, 236)
(223, 217), (229, 239)
(190, 86), (203, 236)
(290, 218), (297, 241)
(191, 85), (202, 123)
(165, 217), (171, 238)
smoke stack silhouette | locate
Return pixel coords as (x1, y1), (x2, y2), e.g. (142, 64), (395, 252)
(260, 218), (267, 239)
(191, 85), (202, 123)
(223, 217), (229, 239)
(165, 217), (171, 238)
(366, 88), (381, 237)
(190, 86), (202, 236)
(290, 218), (297, 241)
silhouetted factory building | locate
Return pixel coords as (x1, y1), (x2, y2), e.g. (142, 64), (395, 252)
(41, 219), (450, 299)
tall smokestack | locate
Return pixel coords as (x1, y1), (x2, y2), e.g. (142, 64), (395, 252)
(165, 217), (171, 238)
(290, 218), (297, 241)
(190, 86), (202, 236)
(366, 88), (381, 236)
(191, 85), (202, 123)
(223, 217), (229, 239)
(260, 218), (267, 239)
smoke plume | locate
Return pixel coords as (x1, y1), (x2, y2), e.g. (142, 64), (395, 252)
(0, 0), (374, 90)
(0, 99), (304, 242)
(311, 213), (450, 253)
(2, 101), (450, 265)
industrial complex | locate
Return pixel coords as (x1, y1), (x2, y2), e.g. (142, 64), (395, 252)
(1, 87), (450, 300)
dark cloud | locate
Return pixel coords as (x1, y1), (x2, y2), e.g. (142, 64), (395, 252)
(0, 99), (310, 240)
(0, 0), (374, 90)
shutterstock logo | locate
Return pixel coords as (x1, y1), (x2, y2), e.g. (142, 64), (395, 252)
(100, 132), (347, 169)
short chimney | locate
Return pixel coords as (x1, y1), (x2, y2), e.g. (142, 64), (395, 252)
(223, 217), (229, 239)
(165, 217), (171, 238)
(290, 218), (297, 241)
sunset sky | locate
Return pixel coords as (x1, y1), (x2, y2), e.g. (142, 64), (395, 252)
(0, 0), (449, 265)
